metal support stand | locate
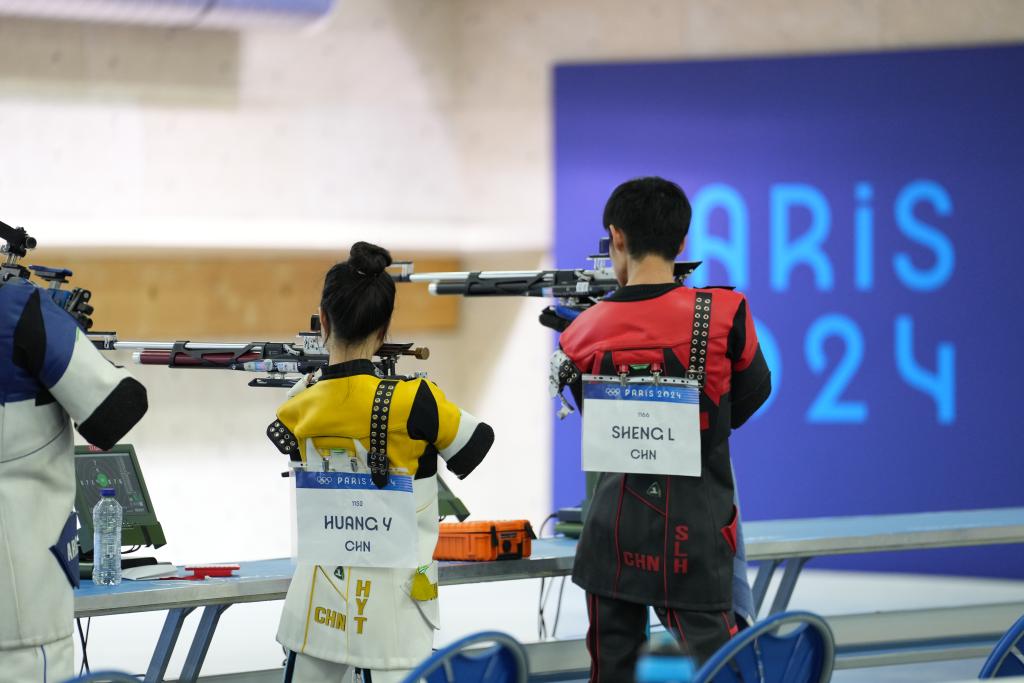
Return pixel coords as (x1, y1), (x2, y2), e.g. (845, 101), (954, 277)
(751, 559), (780, 615)
(145, 607), (195, 683)
(768, 556), (810, 616)
(178, 604), (233, 682)
(750, 556), (813, 620)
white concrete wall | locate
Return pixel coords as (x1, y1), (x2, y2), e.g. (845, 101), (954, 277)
(3, 1), (1022, 248)
(1, 0), (1019, 676)
(0, 1), (489, 249)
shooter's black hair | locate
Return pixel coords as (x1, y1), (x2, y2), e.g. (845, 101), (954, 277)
(602, 177), (692, 261)
(321, 241), (395, 345)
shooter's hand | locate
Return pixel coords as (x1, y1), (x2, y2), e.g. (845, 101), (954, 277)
(286, 368), (321, 399)
(68, 293), (94, 331)
(539, 305), (582, 333)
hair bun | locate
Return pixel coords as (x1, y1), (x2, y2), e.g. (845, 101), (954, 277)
(347, 241), (393, 276)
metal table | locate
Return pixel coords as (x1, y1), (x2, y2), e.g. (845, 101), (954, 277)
(74, 541), (582, 682)
(742, 507), (1024, 618)
(74, 506), (1024, 682)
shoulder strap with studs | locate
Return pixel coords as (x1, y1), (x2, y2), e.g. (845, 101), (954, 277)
(368, 379), (399, 489)
(686, 291), (713, 387)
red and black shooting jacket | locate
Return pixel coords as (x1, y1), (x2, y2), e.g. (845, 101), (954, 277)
(556, 282), (771, 611)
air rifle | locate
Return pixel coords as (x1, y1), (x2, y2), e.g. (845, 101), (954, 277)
(0, 221), (427, 387)
(0, 219), (96, 330)
(392, 237), (700, 330)
(89, 315), (430, 389)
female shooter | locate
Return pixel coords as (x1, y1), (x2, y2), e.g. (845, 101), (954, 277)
(267, 242), (495, 682)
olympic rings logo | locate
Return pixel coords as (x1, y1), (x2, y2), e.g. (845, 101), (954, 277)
(316, 473), (334, 485)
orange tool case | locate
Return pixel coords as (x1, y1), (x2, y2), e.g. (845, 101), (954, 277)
(433, 520), (537, 561)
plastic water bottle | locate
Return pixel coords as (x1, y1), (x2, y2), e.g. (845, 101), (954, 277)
(636, 631), (695, 683)
(92, 487), (122, 586)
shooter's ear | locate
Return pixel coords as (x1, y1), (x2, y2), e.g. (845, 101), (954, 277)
(318, 306), (330, 344)
(609, 224), (627, 254)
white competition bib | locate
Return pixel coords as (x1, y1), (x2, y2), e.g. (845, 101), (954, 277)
(581, 374), (702, 476)
(295, 470), (418, 568)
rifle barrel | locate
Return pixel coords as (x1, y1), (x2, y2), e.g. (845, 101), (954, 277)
(90, 336), (426, 382)
(108, 341), (259, 351)
(135, 350), (263, 366)
(405, 262), (699, 290)
(406, 270), (553, 282)
(428, 283), (545, 296)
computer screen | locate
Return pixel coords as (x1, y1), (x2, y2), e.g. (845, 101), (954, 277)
(74, 444), (166, 552)
(75, 448), (150, 516)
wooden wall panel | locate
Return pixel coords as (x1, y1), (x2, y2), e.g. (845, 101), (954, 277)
(29, 249), (460, 339)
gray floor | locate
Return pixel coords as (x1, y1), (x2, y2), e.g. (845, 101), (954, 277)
(99, 569), (1019, 681)
(197, 656), (991, 682)
(553, 659), (987, 683)
(833, 658), (985, 682)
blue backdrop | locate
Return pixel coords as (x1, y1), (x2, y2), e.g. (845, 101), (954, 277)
(553, 45), (1024, 577)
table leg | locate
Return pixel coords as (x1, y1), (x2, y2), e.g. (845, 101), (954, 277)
(178, 604), (232, 682)
(768, 557), (811, 616)
(751, 559), (780, 617)
(145, 607), (195, 683)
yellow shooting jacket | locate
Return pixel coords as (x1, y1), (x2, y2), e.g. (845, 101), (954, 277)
(269, 359), (493, 669)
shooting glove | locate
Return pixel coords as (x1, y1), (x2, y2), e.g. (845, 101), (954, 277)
(539, 304), (582, 332)
(286, 368), (321, 399)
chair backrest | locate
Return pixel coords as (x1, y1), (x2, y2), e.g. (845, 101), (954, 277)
(693, 611), (835, 683)
(61, 672), (140, 683)
(400, 630), (529, 683)
(980, 613), (1024, 678)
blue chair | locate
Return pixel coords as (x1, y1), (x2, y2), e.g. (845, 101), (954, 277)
(693, 611), (834, 683)
(61, 672), (139, 683)
(979, 613), (1024, 678)
(400, 630), (528, 683)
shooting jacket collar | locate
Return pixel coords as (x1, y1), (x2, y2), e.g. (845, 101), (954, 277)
(320, 359), (378, 380)
(606, 282), (682, 302)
